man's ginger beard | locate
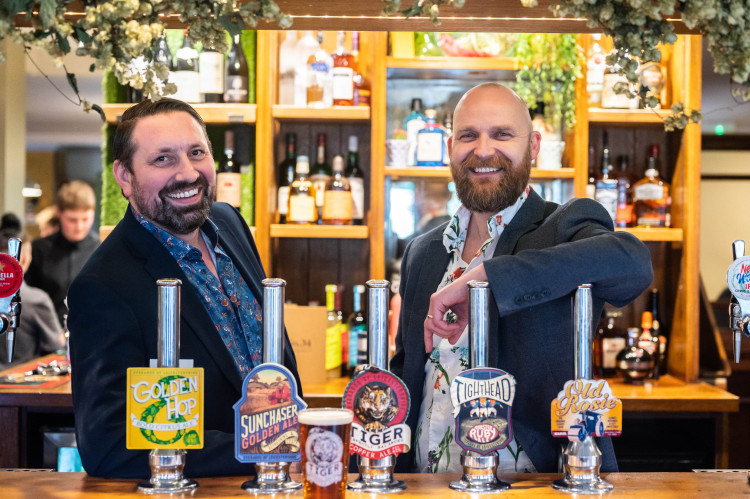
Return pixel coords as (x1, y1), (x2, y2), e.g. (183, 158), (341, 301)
(450, 145), (532, 214)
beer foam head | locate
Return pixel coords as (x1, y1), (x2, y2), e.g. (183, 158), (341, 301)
(298, 408), (353, 425)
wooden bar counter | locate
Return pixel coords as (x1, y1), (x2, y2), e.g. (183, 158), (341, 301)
(0, 469), (747, 497)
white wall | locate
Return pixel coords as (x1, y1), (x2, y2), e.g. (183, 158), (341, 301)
(700, 150), (750, 301)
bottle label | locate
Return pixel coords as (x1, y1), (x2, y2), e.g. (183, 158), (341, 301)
(224, 76), (248, 103)
(349, 178), (365, 220)
(332, 67), (354, 101)
(416, 132), (444, 164)
(634, 183), (664, 201)
(277, 186), (290, 215)
(323, 191), (353, 222)
(349, 324), (365, 368)
(199, 52), (224, 94)
(172, 71), (201, 103)
(594, 187), (618, 221)
(325, 325), (342, 370)
(216, 172), (242, 207)
(602, 337), (626, 369)
(288, 195), (316, 223)
(312, 179), (328, 207)
(551, 379), (622, 440)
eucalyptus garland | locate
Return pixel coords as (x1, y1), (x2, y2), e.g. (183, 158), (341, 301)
(0, 0), (290, 117)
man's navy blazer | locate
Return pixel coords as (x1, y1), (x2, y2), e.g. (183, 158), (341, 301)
(69, 203), (300, 478)
(391, 190), (653, 473)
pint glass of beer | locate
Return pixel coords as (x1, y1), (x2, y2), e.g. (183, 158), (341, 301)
(299, 408), (353, 499)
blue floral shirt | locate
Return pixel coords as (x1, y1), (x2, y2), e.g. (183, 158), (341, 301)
(137, 214), (263, 379)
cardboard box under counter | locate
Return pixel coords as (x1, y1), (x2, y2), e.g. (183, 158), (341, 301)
(284, 304), (328, 385)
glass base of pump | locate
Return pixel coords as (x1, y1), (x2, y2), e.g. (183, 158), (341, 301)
(347, 455), (407, 493)
(551, 437), (613, 494)
(449, 450), (510, 493)
(241, 461), (303, 494)
(137, 449), (199, 494)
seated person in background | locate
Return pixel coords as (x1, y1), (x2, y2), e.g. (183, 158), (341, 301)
(25, 180), (99, 325)
(67, 98), (300, 478)
(35, 205), (60, 238)
(0, 213), (65, 369)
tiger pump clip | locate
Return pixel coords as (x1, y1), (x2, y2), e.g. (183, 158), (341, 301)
(347, 280), (408, 493)
(137, 279), (199, 494)
(727, 240), (750, 364)
(552, 284), (613, 494)
(0, 237), (23, 364)
(449, 281), (511, 493)
(241, 278), (303, 494)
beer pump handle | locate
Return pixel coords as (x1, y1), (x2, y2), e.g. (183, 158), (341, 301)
(728, 241), (750, 363)
(1, 238), (23, 363)
(262, 278), (286, 365)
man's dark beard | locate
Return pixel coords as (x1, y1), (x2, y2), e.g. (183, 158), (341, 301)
(132, 176), (214, 235)
(451, 147), (532, 213)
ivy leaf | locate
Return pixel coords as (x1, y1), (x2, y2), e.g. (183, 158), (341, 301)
(55, 31), (70, 54)
(73, 25), (93, 44)
(39, 0), (57, 29)
(91, 104), (106, 123)
(66, 71), (79, 95)
(218, 14), (245, 37)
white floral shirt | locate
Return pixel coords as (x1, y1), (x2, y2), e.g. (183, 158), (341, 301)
(414, 186), (536, 474)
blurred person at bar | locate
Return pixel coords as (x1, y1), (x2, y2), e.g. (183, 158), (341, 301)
(67, 98), (301, 478)
(35, 205), (60, 238)
(25, 180), (99, 324)
(0, 213), (64, 369)
(390, 83), (653, 474)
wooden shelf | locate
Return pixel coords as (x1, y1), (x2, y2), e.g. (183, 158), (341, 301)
(588, 108), (671, 125)
(270, 224), (369, 239)
(101, 103), (256, 124)
(616, 227), (683, 242)
(271, 105), (370, 121)
(385, 166), (575, 180)
(387, 56), (518, 71)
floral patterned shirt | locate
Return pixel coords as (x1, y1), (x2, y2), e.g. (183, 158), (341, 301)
(137, 214), (263, 379)
(414, 186), (536, 473)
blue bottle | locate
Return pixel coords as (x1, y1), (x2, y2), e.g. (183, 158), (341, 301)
(404, 98), (426, 166)
(416, 109), (446, 167)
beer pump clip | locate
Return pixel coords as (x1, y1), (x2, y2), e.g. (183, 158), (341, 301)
(0, 238), (23, 364)
(727, 240), (750, 364)
(345, 280), (409, 493)
(235, 278), (305, 494)
(449, 281), (513, 493)
(551, 285), (621, 494)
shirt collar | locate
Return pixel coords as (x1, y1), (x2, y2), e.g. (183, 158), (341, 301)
(442, 185), (531, 255)
(135, 212), (220, 262)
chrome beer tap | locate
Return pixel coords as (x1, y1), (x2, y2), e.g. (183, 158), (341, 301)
(449, 281), (510, 493)
(242, 278), (303, 494)
(347, 279), (408, 493)
(1, 238), (23, 364)
(552, 284), (613, 494)
(727, 240), (750, 364)
(137, 278), (199, 494)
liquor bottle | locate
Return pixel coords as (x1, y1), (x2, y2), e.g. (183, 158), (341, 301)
(287, 155), (317, 224)
(331, 31), (355, 106)
(612, 155), (634, 228)
(325, 284), (342, 379)
(278, 30), (298, 105)
(416, 109), (446, 167)
(633, 144), (671, 227)
(638, 311), (661, 379)
(310, 133), (331, 224)
(277, 132), (297, 224)
(649, 288), (668, 374)
(293, 31), (320, 107)
(586, 144), (597, 199)
(322, 155), (353, 225)
(216, 129), (242, 208)
(153, 33), (173, 96)
(616, 327), (654, 384)
(442, 111), (453, 165)
(199, 45), (224, 103)
(224, 34), (249, 104)
(346, 135), (365, 225)
(594, 132), (617, 222)
(639, 61), (665, 109)
(405, 98), (426, 166)
(172, 31), (201, 103)
(602, 55), (639, 109)
(349, 284), (367, 373)
(351, 32), (370, 106)
(586, 34), (606, 108)
(306, 32), (333, 108)
(594, 306), (627, 378)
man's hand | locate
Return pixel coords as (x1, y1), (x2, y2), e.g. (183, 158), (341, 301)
(424, 264), (488, 352)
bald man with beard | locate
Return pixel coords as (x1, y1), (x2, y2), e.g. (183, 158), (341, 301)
(390, 83), (653, 474)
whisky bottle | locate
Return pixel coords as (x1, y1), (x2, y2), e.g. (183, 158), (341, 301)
(650, 288), (668, 374)
(595, 307), (627, 378)
(633, 144), (671, 227)
(287, 155), (317, 224)
(277, 133), (297, 223)
(346, 135), (365, 225)
(586, 34), (606, 108)
(216, 129), (241, 208)
(310, 133), (331, 224)
(616, 327), (653, 384)
(331, 31), (355, 106)
(594, 133), (617, 222)
(612, 155), (635, 228)
(348, 285), (367, 375)
(306, 32), (333, 108)
(351, 32), (371, 106)
(322, 155), (353, 225)
(638, 311), (661, 379)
